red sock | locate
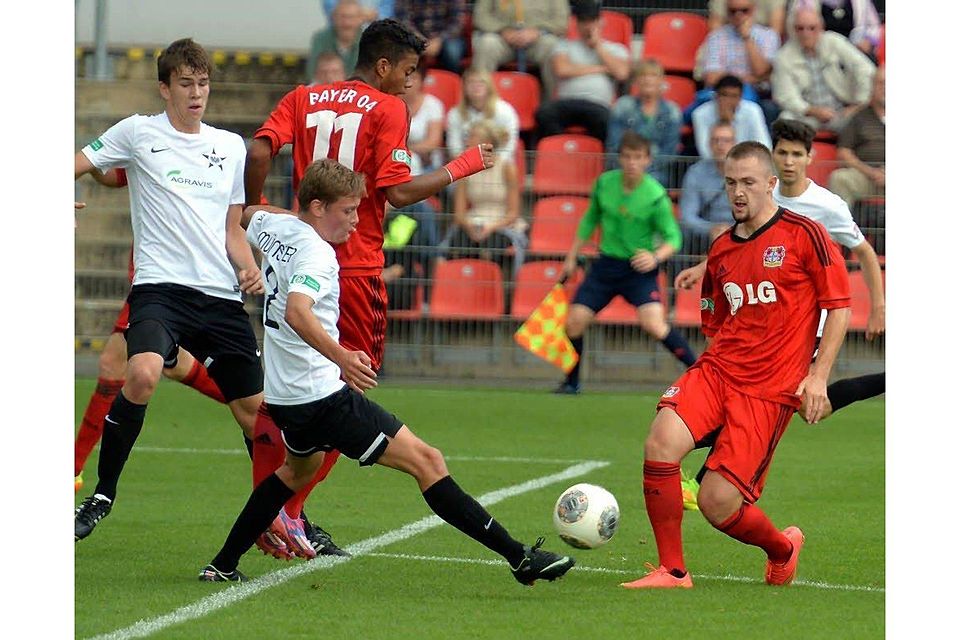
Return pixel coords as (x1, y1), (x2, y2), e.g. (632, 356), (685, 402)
(75, 378), (124, 476)
(180, 359), (226, 403)
(715, 504), (792, 562)
(252, 404), (286, 486)
(643, 460), (686, 573)
(282, 450), (341, 518)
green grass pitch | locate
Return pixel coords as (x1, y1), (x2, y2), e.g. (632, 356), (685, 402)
(74, 378), (884, 639)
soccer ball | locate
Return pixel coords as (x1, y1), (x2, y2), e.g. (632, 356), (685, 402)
(553, 483), (619, 549)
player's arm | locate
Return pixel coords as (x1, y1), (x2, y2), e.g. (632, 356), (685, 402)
(285, 292), (378, 392)
(245, 137), (274, 207)
(384, 144), (496, 209)
(796, 305), (850, 424)
(240, 204), (297, 230)
(850, 240), (885, 340)
(225, 204), (264, 295)
(563, 184), (602, 276)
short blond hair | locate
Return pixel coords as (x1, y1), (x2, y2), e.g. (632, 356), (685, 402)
(298, 159), (366, 207)
(466, 119), (508, 150)
(632, 58), (665, 83)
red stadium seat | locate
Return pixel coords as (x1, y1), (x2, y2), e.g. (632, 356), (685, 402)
(510, 261), (585, 320)
(492, 71), (541, 131)
(641, 12), (709, 74)
(662, 75), (697, 110)
(673, 282), (702, 327)
(595, 273), (667, 324)
(566, 10), (635, 50)
(808, 142), (838, 186)
(514, 137), (527, 178)
(429, 259), (504, 319)
(532, 134), (604, 196)
(423, 69), (461, 114)
(847, 269), (885, 331)
(387, 282), (424, 320)
(528, 196), (592, 257)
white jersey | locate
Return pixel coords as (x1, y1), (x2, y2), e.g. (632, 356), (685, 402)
(82, 112), (247, 301)
(773, 178), (865, 249)
(246, 211), (346, 405)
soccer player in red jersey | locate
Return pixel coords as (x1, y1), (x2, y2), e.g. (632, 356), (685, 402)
(622, 142), (851, 589)
(243, 19), (494, 556)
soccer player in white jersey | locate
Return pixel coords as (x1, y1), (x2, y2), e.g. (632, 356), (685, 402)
(73, 39), (266, 541)
(199, 159), (575, 585)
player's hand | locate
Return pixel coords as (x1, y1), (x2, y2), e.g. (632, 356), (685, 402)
(674, 262), (707, 290)
(75, 201), (86, 229)
(340, 350), (378, 392)
(479, 143), (496, 170)
(866, 305), (885, 341)
(630, 250), (658, 273)
(795, 374), (829, 424)
(237, 267), (264, 295)
(561, 254), (578, 278)
(870, 167), (885, 187)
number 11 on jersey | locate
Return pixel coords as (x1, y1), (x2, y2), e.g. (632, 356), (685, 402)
(306, 110), (362, 170)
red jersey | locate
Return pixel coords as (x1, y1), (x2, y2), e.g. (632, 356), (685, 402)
(698, 208), (850, 406)
(254, 81), (413, 274)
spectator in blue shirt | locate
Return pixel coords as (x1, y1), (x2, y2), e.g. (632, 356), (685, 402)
(606, 59), (682, 186)
(691, 74), (770, 158)
(679, 121), (736, 255)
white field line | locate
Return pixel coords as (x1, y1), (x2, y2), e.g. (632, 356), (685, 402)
(131, 445), (586, 464)
(86, 460), (609, 640)
(366, 552), (885, 594)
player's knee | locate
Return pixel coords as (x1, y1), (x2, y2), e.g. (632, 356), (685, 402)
(697, 485), (741, 526)
(410, 442), (447, 484)
(98, 346), (127, 379)
(423, 445), (448, 478)
(643, 430), (679, 462)
(125, 362), (161, 399)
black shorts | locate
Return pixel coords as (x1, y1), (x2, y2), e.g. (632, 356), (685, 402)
(267, 386), (404, 466)
(124, 283), (263, 402)
(572, 254), (662, 312)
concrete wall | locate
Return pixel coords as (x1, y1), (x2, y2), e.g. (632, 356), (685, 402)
(75, 0), (328, 51)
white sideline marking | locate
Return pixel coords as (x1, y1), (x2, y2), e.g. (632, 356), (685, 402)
(86, 460), (609, 640)
(132, 445), (586, 464)
(366, 552), (885, 594)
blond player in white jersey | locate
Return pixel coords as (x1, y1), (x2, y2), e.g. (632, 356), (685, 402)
(73, 39), (266, 542)
(199, 158), (575, 584)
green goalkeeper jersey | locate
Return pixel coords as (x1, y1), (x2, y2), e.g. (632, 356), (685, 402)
(576, 170), (682, 260)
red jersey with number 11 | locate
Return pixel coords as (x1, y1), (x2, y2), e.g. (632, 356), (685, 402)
(698, 208), (850, 406)
(254, 81), (413, 274)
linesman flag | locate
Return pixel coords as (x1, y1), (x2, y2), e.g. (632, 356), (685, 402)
(514, 283), (579, 373)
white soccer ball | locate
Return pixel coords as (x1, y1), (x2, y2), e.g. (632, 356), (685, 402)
(553, 483), (619, 549)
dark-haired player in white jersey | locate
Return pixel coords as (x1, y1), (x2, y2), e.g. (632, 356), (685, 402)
(74, 38), (266, 542)
(199, 158), (575, 586)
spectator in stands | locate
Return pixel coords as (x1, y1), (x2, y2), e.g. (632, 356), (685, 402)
(692, 74), (770, 158)
(829, 65), (884, 208)
(709, 0), (787, 38)
(793, 0), (883, 61)
(441, 120), (526, 274)
(308, 0), (364, 81)
(322, 0), (392, 24)
(446, 67), (520, 161)
(470, 0), (570, 98)
(310, 51), (347, 85)
(702, 0), (781, 93)
(679, 121), (736, 255)
(606, 59), (682, 187)
(533, 0), (630, 145)
(771, 5), (875, 132)
(405, 62), (446, 175)
(393, 0), (467, 73)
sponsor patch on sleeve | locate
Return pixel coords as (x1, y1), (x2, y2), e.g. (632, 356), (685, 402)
(700, 297), (715, 313)
(391, 149), (412, 166)
(290, 274), (321, 292)
(88, 138), (104, 151)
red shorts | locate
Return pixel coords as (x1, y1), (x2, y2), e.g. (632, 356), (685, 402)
(113, 302), (131, 334)
(657, 362), (795, 503)
(337, 274), (387, 371)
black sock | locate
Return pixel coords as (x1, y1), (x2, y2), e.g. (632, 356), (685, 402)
(565, 336), (584, 386)
(422, 476), (525, 566)
(94, 391), (147, 501)
(660, 328), (697, 367)
(826, 373), (885, 413)
(243, 435), (254, 460)
(211, 473), (295, 572)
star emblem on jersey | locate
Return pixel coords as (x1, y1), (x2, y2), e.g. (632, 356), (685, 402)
(203, 147), (225, 170)
(763, 246), (786, 268)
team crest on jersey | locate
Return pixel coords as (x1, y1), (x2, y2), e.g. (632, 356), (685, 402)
(763, 245), (786, 268)
(203, 147), (225, 171)
(391, 149), (412, 166)
(662, 386), (680, 398)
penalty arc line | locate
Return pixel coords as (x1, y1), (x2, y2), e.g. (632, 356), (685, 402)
(86, 459), (610, 640)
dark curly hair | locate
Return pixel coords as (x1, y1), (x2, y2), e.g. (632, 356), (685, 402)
(771, 118), (816, 153)
(355, 18), (426, 70)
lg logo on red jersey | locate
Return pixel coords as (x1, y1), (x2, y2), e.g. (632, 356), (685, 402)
(722, 281), (777, 315)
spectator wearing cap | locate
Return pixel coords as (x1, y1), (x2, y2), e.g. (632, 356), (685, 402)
(534, 0), (630, 144)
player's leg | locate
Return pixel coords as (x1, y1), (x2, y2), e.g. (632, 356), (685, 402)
(627, 269), (697, 367)
(75, 330), (128, 483)
(557, 303), (595, 393)
(701, 394), (805, 585)
(162, 347), (226, 404)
